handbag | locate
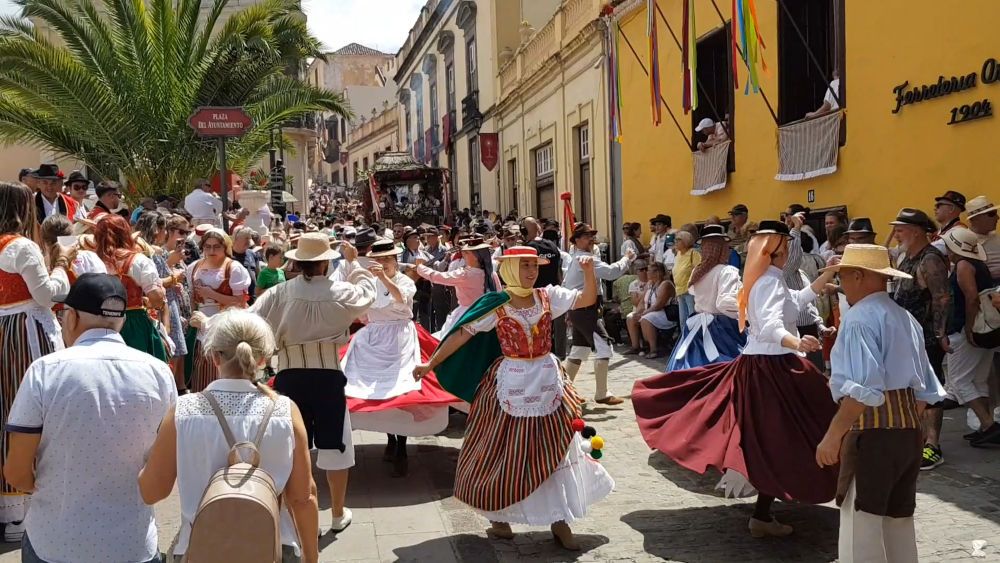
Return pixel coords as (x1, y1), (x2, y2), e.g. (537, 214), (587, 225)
(665, 302), (680, 323)
(972, 288), (1000, 349)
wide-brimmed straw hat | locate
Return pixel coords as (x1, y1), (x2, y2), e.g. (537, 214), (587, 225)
(819, 244), (912, 279)
(459, 235), (491, 251)
(966, 196), (999, 219)
(494, 246), (550, 265)
(941, 228), (987, 261)
(367, 238), (403, 257)
(284, 232), (341, 262)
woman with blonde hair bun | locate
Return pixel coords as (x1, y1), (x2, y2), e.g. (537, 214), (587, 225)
(140, 309), (320, 563)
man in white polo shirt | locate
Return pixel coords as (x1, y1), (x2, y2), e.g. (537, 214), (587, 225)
(183, 178), (223, 227)
(4, 274), (176, 563)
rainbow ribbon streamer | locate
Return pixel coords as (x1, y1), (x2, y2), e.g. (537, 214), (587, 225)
(608, 21), (624, 143)
(735, 0), (767, 94)
(681, 0), (698, 113)
(647, 0), (662, 126)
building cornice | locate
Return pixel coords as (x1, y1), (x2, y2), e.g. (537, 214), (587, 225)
(612, 0), (644, 21)
(394, 0), (456, 85)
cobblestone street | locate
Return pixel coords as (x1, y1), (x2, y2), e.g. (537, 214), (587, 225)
(2, 352), (998, 562)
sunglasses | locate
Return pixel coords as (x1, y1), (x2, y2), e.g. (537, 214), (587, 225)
(637, 267), (648, 271)
(174, 229), (191, 236)
(70, 184), (88, 191)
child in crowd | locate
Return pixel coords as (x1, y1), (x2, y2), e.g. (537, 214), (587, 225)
(256, 246), (286, 296)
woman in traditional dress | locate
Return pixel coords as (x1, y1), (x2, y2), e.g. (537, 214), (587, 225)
(415, 235), (500, 339)
(632, 220), (839, 538)
(342, 239), (454, 477)
(91, 214), (168, 362)
(0, 182), (69, 541)
(414, 246), (613, 550)
(665, 224), (746, 371)
(185, 229), (251, 391)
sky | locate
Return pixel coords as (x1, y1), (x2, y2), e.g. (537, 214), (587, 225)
(0, 0), (425, 54)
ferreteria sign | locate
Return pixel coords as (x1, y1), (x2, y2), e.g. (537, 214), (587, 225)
(892, 57), (1000, 125)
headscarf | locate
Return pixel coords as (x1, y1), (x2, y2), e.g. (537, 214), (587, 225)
(689, 237), (728, 286)
(737, 234), (787, 332)
(498, 257), (535, 298)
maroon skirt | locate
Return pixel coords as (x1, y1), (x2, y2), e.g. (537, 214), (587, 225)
(632, 353), (838, 504)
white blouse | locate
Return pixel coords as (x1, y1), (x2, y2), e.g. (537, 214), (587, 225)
(72, 250), (107, 276)
(367, 272), (417, 322)
(0, 236), (69, 309)
(742, 266), (817, 356)
(173, 379), (299, 556)
(107, 253), (162, 294)
(689, 264), (742, 318)
(186, 259), (251, 315)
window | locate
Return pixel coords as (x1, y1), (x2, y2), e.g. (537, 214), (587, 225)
(576, 125), (591, 223)
(778, 0), (845, 128)
(692, 24), (735, 171)
(332, 170), (340, 185)
(466, 38), (478, 93)
(352, 161), (359, 182)
(469, 136), (481, 207)
(340, 119), (346, 141)
(429, 81), (439, 147)
(446, 63), (456, 112)
(533, 143), (555, 220)
(363, 156), (369, 171)
(507, 158), (519, 214)
(448, 149), (459, 213)
(404, 108), (412, 149)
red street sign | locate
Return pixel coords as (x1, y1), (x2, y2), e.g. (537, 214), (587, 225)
(480, 132), (499, 172)
(188, 106), (253, 137)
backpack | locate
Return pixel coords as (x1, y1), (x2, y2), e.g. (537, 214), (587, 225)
(972, 288), (1000, 349)
(183, 392), (281, 563)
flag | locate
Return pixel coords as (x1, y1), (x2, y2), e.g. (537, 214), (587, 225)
(647, 0), (662, 126)
(682, 0), (698, 113)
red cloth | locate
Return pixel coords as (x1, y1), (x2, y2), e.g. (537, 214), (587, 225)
(341, 323), (458, 413)
(632, 353), (838, 504)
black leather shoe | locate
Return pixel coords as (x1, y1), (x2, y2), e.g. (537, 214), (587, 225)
(971, 423), (1000, 447)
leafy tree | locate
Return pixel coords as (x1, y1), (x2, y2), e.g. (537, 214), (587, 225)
(0, 0), (348, 198)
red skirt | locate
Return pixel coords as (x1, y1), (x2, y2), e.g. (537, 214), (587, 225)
(632, 353), (838, 504)
(341, 323), (458, 412)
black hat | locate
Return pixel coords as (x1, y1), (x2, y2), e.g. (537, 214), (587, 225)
(934, 190), (966, 211)
(650, 213), (672, 226)
(53, 273), (127, 318)
(353, 227), (378, 248)
(18, 168), (32, 181)
(752, 220), (791, 237)
(402, 228), (420, 241)
(423, 226), (440, 236)
(569, 222), (598, 242)
(30, 163), (62, 181)
(845, 217), (876, 235)
(890, 208), (937, 233)
(728, 204), (749, 216)
(543, 219), (560, 230)
(698, 224), (731, 241)
(64, 170), (88, 186)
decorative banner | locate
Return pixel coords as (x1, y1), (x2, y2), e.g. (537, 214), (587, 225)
(425, 127), (434, 164)
(339, 151), (349, 165)
(608, 22), (624, 143)
(560, 192), (577, 251)
(442, 113), (452, 154)
(735, 0), (767, 94)
(682, 0), (698, 113)
(647, 0), (662, 126)
(368, 172), (382, 223)
(442, 168), (453, 219)
(731, 0), (740, 89)
(480, 132), (499, 172)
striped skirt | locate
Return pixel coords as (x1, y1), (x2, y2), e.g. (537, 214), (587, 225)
(454, 356), (614, 524)
(187, 330), (219, 393)
(0, 311), (60, 522)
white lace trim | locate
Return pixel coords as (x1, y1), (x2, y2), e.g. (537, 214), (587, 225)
(176, 391), (292, 418)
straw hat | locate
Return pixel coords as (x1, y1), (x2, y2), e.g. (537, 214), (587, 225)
(966, 196), (999, 219)
(459, 235), (491, 251)
(819, 244), (912, 279)
(367, 238), (403, 257)
(941, 227), (987, 261)
(284, 232), (341, 262)
(494, 246), (550, 265)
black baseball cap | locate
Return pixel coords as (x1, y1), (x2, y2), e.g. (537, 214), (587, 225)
(53, 273), (127, 318)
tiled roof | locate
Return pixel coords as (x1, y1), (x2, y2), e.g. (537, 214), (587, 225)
(333, 43), (390, 57)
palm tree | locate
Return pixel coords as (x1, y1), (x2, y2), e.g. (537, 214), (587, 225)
(0, 0), (348, 198)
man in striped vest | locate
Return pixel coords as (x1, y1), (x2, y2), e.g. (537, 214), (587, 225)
(815, 244), (946, 563)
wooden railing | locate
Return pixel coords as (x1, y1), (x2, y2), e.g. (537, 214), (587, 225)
(497, 0), (603, 99)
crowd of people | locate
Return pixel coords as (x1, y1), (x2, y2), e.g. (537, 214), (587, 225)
(1, 163), (999, 562)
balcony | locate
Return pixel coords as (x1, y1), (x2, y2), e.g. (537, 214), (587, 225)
(497, 0), (604, 99)
(460, 91), (481, 132)
(284, 112), (319, 133)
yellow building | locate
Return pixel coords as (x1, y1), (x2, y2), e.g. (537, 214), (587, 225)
(496, 0), (613, 234)
(613, 0), (1000, 234)
(344, 103), (401, 181)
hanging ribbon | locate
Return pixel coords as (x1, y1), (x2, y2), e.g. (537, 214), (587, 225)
(368, 172), (381, 223)
(647, 0), (662, 126)
(735, 0), (767, 94)
(731, 0), (740, 89)
(561, 192), (576, 252)
(606, 17), (624, 143)
(681, 0), (698, 113)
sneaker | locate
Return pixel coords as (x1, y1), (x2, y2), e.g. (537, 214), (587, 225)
(748, 517), (793, 538)
(971, 423), (1000, 447)
(3, 521), (24, 543)
(964, 430), (984, 441)
(920, 444), (943, 470)
(324, 507), (353, 535)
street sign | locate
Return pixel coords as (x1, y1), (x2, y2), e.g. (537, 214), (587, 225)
(188, 107), (254, 138)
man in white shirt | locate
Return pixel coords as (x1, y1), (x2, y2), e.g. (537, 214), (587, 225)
(31, 164), (86, 224)
(4, 274), (175, 562)
(183, 178), (223, 227)
(806, 70), (841, 119)
(649, 214), (672, 265)
(966, 195), (1000, 281)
